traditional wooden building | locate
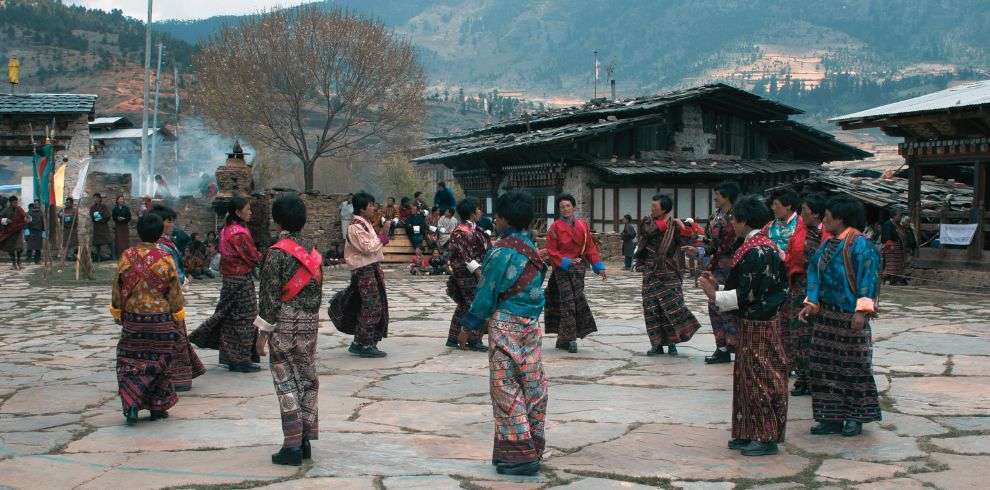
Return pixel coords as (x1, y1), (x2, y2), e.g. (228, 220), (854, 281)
(415, 84), (868, 232)
(831, 79), (990, 266)
(89, 116), (176, 176)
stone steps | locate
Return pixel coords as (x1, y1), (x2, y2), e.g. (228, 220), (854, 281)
(382, 227), (416, 264)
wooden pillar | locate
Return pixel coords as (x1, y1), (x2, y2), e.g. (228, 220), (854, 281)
(969, 161), (986, 260)
(908, 161), (922, 257)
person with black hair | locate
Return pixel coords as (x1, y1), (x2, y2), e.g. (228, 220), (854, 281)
(59, 196), (79, 261)
(621, 214), (637, 270)
(254, 193), (324, 466)
(798, 196), (881, 438)
(788, 193), (829, 396)
(544, 194), (606, 353)
(405, 206), (428, 250)
(111, 213), (186, 425)
(768, 190), (806, 380)
(636, 194), (701, 356)
(112, 195), (132, 259)
(445, 197), (491, 351)
(89, 193), (113, 262)
(25, 201), (45, 265)
(436, 207), (459, 249)
(434, 180), (457, 214)
(190, 195), (264, 373)
(699, 195), (788, 456)
(149, 204), (205, 391)
(880, 208), (913, 285)
(413, 191), (427, 211)
(328, 191), (391, 358)
(0, 195), (27, 269)
(768, 190), (802, 252)
(702, 181), (742, 364)
(460, 191), (548, 476)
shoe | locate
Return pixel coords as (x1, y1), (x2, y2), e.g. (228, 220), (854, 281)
(228, 363), (261, 373)
(271, 446), (303, 466)
(124, 405), (139, 426)
(646, 345), (665, 356)
(349, 342), (387, 358)
(150, 410), (169, 420)
(810, 420), (843, 435)
(567, 340), (578, 354)
(790, 383), (811, 396)
(466, 339), (488, 352)
(302, 438), (312, 460)
(740, 441), (778, 456)
(495, 460), (540, 476)
(842, 419), (863, 437)
(728, 438), (751, 450)
(445, 339), (459, 348)
(667, 344), (678, 356)
(174, 384), (191, 392)
(705, 349), (731, 364)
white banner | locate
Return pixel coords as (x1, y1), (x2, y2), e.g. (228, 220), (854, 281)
(940, 223), (979, 246)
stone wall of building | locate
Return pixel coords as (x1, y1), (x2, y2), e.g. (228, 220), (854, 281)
(79, 171), (132, 250)
(562, 165), (596, 215)
(672, 103), (715, 157)
(61, 114), (96, 205)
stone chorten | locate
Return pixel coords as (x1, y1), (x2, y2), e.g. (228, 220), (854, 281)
(214, 140), (253, 198)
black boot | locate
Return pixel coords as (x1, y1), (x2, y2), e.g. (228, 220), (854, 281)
(271, 446), (303, 466)
(466, 339), (488, 352)
(567, 340), (578, 354)
(810, 420), (843, 435)
(302, 438), (312, 460)
(124, 405), (139, 426)
(842, 419), (863, 437)
(705, 348), (731, 364)
(740, 440), (778, 456)
(150, 409), (169, 420)
(646, 345), (665, 356)
(790, 381), (811, 396)
(445, 338), (459, 348)
(349, 342), (387, 358)
(667, 344), (678, 356)
(495, 460), (540, 476)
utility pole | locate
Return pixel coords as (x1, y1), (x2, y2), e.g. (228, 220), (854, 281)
(139, 0), (153, 196)
(150, 42), (164, 194)
(173, 63), (181, 195)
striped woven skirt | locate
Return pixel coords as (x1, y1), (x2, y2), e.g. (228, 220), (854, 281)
(882, 242), (907, 280)
(169, 320), (205, 391)
(732, 315), (789, 443)
(446, 269), (484, 343)
(116, 312), (179, 412)
(809, 304), (882, 423)
(329, 263), (389, 346)
(642, 268), (700, 347)
(489, 312), (548, 464)
(781, 279), (810, 374)
(544, 262), (597, 347)
(190, 275), (259, 366)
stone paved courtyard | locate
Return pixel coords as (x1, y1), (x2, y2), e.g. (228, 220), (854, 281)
(1, 263), (988, 489)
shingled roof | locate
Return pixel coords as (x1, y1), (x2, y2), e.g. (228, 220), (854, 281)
(0, 93), (98, 115)
(589, 158), (820, 178)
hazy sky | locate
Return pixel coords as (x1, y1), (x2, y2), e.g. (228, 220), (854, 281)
(66, 1), (321, 21)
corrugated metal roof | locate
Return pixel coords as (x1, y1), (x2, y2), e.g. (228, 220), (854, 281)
(90, 116), (128, 126)
(90, 128), (166, 140)
(0, 93), (98, 114)
(830, 80), (990, 123)
(590, 158), (820, 178)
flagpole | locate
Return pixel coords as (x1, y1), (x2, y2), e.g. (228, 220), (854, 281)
(594, 50), (600, 99)
(140, 0), (154, 196)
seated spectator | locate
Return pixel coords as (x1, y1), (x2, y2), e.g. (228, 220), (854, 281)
(184, 232), (214, 279)
(399, 197), (415, 222)
(406, 209), (427, 251)
(409, 248), (430, 275)
(429, 249), (449, 275)
(383, 198), (400, 238)
(324, 242), (345, 268)
(437, 208), (459, 249)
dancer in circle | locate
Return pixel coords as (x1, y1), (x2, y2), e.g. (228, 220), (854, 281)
(446, 197), (491, 351)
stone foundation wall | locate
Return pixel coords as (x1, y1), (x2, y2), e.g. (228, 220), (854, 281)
(905, 265), (990, 290)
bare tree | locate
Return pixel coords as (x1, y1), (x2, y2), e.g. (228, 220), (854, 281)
(194, 7), (427, 192)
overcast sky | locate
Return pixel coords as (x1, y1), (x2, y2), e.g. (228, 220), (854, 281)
(66, 1), (321, 21)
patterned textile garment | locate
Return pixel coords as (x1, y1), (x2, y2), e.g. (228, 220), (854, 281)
(461, 229), (548, 465)
(163, 230), (206, 391)
(446, 222), (490, 344)
(190, 222), (262, 365)
(714, 231), (788, 443)
(258, 232), (323, 448)
(489, 312), (549, 463)
(806, 229), (882, 424)
(328, 263), (390, 346)
(880, 219), (908, 282)
(704, 207), (739, 349)
(636, 216), (701, 347)
(767, 212), (799, 253)
(544, 217), (604, 346)
(110, 243), (186, 412)
(787, 223), (822, 384)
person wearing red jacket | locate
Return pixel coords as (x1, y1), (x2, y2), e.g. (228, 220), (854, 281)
(788, 193), (828, 396)
(190, 195), (264, 373)
(544, 194), (606, 353)
(767, 190), (809, 387)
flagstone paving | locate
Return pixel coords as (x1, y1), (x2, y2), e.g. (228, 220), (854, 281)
(0, 263), (988, 489)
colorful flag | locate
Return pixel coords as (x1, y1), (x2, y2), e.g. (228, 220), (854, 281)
(32, 144), (55, 208)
